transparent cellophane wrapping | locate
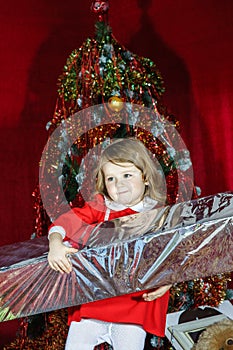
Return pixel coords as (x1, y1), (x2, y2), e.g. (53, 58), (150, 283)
(0, 191), (233, 322)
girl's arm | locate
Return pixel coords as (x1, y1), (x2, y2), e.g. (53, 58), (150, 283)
(49, 195), (105, 241)
(48, 232), (78, 274)
(47, 196), (105, 273)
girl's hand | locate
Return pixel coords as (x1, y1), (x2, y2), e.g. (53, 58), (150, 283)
(142, 284), (172, 301)
(48, 233), (78, 274)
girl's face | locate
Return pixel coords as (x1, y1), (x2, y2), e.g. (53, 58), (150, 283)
(102, 161), (148, 206)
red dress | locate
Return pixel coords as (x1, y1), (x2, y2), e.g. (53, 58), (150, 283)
(50, 194), (169, 337)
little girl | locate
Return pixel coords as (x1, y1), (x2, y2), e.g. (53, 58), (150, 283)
(48, 138), (171, 350)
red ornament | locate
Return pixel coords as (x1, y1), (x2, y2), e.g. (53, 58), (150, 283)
(91, 1), (109, 22)
(91, 1), (109, 14)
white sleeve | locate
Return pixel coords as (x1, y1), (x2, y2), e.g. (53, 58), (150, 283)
(48, 226), (66, 240)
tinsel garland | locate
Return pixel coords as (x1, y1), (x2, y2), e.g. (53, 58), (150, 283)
(3, 309), (68, 350)
(169, 274), (231, 313)
(48, 21), (165, 132)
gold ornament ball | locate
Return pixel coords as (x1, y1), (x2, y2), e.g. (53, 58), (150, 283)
(108, 96), (124, 112)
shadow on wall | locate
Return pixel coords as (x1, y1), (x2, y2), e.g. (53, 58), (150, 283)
(5, 3), (95, 246)
(20, 2), (95, 128)
(127, 0), (228, 195)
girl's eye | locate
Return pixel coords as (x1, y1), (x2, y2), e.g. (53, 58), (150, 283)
(106, 177), (114, 182)
(124, 173), (132, 178)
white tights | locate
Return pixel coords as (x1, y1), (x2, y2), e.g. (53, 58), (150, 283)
(65, 319), (146, 350)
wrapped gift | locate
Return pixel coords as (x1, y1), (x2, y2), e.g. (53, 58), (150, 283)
(0, 191), (233, 322)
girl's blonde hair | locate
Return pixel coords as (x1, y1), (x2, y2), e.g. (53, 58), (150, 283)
(96, 138), (166, 204)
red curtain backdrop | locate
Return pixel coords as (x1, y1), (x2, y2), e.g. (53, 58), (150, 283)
(0, 0), (232, 246)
